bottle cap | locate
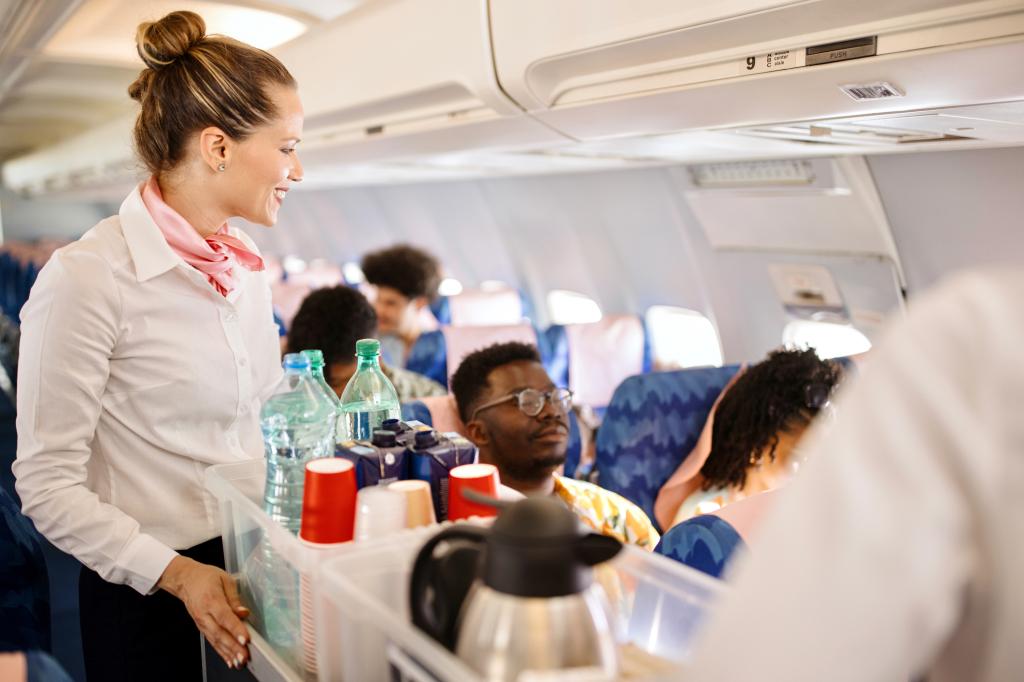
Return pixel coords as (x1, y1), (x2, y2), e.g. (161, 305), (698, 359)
(300, 349), (325, 370)
(381, 418), (402, 432)
(355, 338), (381, 357)
(371, 429), (397, 448)
(283, 353), (311, 371)
(414, 430), (439, 449)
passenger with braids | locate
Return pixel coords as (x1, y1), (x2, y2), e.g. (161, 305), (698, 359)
(286, 286), (445, 401)
(360, 244), (442, 364)
(657, 348), (842, 530)
(14, 10), (303, 678)
(451, 342), (659, 549)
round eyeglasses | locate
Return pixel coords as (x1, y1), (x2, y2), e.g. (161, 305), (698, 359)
(471, 387), (574, 421)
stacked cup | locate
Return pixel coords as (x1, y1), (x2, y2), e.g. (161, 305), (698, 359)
(448, 463), (501, 521)
(388, 480), (436, 528)
(298, 458), (358, 675)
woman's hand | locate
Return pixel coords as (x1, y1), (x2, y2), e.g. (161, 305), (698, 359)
(158, 556), (251, 669)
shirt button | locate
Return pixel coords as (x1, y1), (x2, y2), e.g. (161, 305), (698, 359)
(239, 404), (249, 416)
(239, 357), (248, 367)
(225, 311), (238, 322)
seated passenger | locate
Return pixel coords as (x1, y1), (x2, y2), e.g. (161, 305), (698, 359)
(657, 348), (842, 529)
(360, 244), (441, 366)
(451, 342), (659, 550)
(286, 286), (446, 401)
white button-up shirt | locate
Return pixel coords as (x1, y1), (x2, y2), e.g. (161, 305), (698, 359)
(14, 185), (282, 595)
(684, 269), (1024, 682)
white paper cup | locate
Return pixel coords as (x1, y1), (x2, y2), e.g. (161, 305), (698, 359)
(354, 486), (408, 542)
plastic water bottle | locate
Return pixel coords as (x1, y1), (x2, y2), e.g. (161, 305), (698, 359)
(339, 338), (401, 441)
(300, 349), (344, 441)
(259, 353), (337, 535)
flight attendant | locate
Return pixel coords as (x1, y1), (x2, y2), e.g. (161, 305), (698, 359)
(13, 10), (302, 680)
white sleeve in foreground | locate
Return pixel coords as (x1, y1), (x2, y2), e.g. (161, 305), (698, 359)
(682, 276), (997, 682)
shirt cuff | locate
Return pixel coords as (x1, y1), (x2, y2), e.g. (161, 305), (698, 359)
(116, 533), (180, 595)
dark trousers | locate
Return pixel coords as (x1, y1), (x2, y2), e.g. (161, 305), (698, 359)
(79, 537), (225, 682)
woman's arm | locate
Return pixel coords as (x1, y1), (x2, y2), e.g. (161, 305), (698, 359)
(14, 248), (178, 593)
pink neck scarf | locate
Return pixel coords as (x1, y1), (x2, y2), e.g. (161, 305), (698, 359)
(140, 176), (264, 297)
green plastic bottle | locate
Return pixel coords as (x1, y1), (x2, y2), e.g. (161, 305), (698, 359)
(300, 349), (344, 442)
(339, 339), (401, 441)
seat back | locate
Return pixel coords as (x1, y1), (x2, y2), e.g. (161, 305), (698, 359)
(594, 365), (741, 531)
(441, 324), (538, 383)
(654, 515), (745, 579)
(447, 288), (523, 327)
(270, 280), (313, 330)
(405, 330), (448, 387)
(418, 394), (466, 434)
(0, 488), (51, 651)
(285, 260), (343, 289)
(561, 315), (651, 409)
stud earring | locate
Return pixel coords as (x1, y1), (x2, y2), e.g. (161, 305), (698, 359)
(218, 163), (226, 172)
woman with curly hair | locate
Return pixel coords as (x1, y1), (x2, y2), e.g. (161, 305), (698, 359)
(656, 348), (843, 529)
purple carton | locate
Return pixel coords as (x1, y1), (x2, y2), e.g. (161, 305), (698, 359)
(335, 428), (409, 488)
(407, 429), (478, 521)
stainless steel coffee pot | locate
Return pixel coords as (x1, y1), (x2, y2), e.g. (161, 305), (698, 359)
(409, 497), (622, 681)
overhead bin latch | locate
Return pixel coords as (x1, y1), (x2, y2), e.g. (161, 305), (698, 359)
(805, 37), (877, 66)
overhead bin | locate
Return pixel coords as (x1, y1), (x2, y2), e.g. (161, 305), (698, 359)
(489, 0), (1024, 140)
(4, 0), (572, 196)
(276, 0), (569, 169)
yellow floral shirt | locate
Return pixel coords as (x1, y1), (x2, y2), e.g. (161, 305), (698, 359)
(552, 476), (660, 550)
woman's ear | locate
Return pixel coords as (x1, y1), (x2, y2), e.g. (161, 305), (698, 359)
(198, 126), (232, 172)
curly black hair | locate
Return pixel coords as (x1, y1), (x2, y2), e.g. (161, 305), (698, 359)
(451, 342), (542, 423)
(700, 348), (843, 491)
(286, 286), (377, 368)
(360, 244), (442, 302)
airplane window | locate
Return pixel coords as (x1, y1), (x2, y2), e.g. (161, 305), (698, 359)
(645, 305), (723, 369)
(548, 290), (603, 325)
(783, 319), (872, 359)
(342, 262), (365, 285)
(282, 255), (307, 275)
(438, 278), (464, 297)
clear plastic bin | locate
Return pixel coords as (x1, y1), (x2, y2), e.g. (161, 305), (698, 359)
(313, 524), (725, 682)
(205, 459), (356, 680)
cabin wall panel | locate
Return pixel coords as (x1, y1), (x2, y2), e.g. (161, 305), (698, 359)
(0, 188), (110, 242)
(868, 147), (1024, 293)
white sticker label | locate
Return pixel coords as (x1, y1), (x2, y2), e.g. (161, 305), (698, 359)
(740, 49), (806, 75)
(839, 82), (905, 101)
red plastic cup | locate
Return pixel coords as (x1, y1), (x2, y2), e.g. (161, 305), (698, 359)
(300, 458), (357, 544)
(448, 463), (501, 521)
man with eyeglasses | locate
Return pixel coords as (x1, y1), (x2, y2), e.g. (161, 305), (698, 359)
(451, 342), (659, 549)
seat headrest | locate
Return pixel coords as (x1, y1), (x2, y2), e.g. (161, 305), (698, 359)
(447, 288), (523, 327)
(442, 324), (538, 383)
(566, 315), (646, 408)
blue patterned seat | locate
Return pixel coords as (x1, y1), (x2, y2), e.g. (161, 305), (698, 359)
(593, 365), (741, 532)
(405, 330), (448, 386)
(538, 326), (570, 390)
(400, 400), (433, 426)
(0, 487), (51, 653)
(654, 514), (745, 579)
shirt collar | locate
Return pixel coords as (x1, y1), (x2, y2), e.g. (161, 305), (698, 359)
(120, 181), (181, 283)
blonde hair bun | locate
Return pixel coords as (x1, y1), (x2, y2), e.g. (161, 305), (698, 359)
(135, 10), (206, 70)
